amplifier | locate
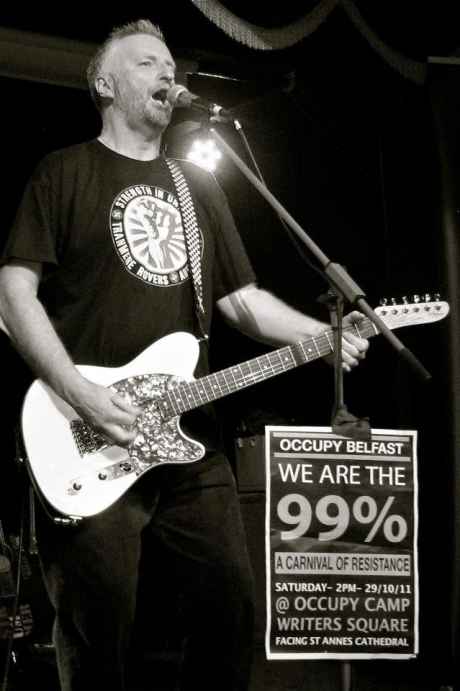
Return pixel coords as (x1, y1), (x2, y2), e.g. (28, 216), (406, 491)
(234, 435), (266, 493)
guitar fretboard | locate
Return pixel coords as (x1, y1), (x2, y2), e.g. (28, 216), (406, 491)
(161, 318), (378, 417)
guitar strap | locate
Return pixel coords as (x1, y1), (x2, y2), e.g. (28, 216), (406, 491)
(165, 158), (209, 341)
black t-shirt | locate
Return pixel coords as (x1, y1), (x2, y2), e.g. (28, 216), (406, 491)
(3, 139), (256, 448)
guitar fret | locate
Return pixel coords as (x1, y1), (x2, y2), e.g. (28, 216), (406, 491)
(268, 353), (282, 375)
(174, 382), (191, 413)
(166, 392), (180, 416)
(279, 348), (294, 369)
(312, 337), (321, 357)
(299, 341), (313, 361)
(240, 362), (252, 384)
(318, 334), (331, 357)
(186, 386), (195, 406)
(225, 366), (239, 391)
(174, 387), (188, 413)
(265, 357), (275, 375)
(250, 361), (263, 382)
(251, 359), (260, 379)
(234, 364), (245, 388)
(218, 371), (231, 395)
(258, 356), (276, 379)
(275, 350), (287, 372)
(228, 366), (239, 390)
(256, 362), (266, 383)
(272, 352), (287, 374)
(209, 373), (224, 397)
(234, 365), (245, 388)
(195, 381), (211, 404)
(220, 369), (235, 395)
(193, 383), (208, 405)
(244, 361), (261, 385)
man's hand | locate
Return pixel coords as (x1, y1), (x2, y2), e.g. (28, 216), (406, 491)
(323, 310), (369, 372)
(70, 380), (142, 447)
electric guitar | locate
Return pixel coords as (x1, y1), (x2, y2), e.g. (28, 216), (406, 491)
(20, 299), (449, 521)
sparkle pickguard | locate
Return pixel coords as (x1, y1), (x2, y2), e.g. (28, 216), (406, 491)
(70, 373), (204, 470)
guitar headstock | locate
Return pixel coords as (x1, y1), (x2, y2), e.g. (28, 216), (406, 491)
(374, 295), (449, 330)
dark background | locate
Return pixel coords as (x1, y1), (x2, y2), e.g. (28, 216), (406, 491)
(0, 3), (459, 690)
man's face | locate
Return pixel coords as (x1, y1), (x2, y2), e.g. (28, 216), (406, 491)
(103, 34), (176, 132)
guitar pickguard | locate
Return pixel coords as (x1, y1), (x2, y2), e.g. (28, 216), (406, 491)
(119, 373), (204, 466)
(70, 373), (204, 470)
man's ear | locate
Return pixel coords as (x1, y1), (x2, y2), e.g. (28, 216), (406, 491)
(95, 74), (114, 100)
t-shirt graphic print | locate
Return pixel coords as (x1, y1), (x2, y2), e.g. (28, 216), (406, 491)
(110, 184), (195, 287)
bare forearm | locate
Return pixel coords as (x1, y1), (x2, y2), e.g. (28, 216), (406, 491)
(0, 262), (139, 444)
(217, 284), (369, 371)
(218, 285), (327, 346)
(0, 293), (139, 443)
(0, 287), (88, 405)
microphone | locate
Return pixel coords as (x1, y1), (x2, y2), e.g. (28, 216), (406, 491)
(167, 84), (233, 122)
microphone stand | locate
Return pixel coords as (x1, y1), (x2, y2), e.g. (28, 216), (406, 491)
(228, 119), (369, 441)
(209, 122), (432, 390)
(209, 119), (430, 691)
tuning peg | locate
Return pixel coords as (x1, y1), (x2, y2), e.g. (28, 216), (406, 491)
(413, 294), (420, 303)
(434, 293), (441, 301)
(401, 296), (409, 312)
(424, 293), (431, 302)
(379, 298), (388, 306)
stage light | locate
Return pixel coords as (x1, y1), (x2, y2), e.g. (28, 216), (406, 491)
(186, 137), (222, 172)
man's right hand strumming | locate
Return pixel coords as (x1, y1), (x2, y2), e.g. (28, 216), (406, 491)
(66, 379), (142, 447)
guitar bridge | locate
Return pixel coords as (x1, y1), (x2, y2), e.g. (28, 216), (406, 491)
(70, 419), (107, 457)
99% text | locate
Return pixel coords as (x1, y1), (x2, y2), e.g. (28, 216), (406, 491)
(277, 494), (408, 543)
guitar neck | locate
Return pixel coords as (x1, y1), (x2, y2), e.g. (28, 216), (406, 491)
(163, 318), (378, 416)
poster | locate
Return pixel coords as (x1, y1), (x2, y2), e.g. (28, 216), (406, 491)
(265, 426), (418, 660)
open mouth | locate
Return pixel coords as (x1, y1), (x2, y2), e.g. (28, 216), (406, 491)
(152, 88), (169, 105)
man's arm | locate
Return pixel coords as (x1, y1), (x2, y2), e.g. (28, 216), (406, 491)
(217, 283), (368, 372)
(0, 260), (139, 445)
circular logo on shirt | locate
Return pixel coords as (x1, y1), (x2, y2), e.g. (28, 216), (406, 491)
(110, 184), (199, 287)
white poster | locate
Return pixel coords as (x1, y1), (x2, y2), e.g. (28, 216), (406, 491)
(265, 426), (418, 660)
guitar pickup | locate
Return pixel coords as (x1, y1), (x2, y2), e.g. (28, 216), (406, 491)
(70, 419), (108, 457)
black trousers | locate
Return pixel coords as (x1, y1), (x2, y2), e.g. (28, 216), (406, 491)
(37, 453), (255, 691)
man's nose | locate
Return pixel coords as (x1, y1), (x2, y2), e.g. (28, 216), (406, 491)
(160, 66), (175, 86)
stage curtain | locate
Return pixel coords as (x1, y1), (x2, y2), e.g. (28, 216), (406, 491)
(427, 60), (460, 688)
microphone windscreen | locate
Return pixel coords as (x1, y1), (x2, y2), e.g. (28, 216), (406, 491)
(167, 84), (193, 108)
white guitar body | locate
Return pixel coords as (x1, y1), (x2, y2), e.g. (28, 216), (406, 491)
(22, 332), (204, 520)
